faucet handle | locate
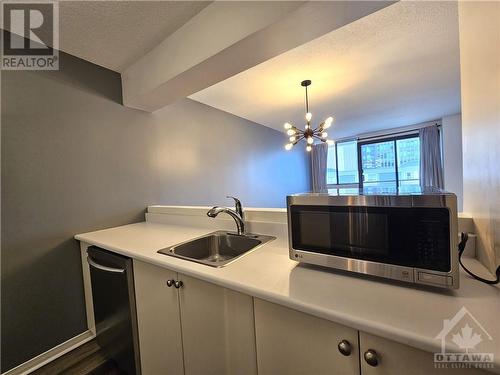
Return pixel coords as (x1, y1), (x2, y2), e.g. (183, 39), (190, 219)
(226, 196), (244, 219)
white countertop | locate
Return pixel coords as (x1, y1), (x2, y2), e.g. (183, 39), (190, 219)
(76, 212), (500, 373)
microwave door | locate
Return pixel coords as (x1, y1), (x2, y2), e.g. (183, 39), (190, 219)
(290, 205), (451, 272)
(292, 206), (390, 261)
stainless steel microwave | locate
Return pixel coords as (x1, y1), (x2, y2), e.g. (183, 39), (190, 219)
(287, 187), (459, 289)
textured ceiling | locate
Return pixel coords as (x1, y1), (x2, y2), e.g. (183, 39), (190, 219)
(59, 1), (211, 72)
(190, 2), (461, 139)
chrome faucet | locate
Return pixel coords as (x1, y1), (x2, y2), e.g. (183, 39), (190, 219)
(207, 196), (245, 235)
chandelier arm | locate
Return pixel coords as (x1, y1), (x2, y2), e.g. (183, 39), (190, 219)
(292, 136), (304, 145)
(313, 122), (325, 133)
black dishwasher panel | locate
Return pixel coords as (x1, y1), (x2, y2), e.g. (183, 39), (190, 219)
(87, 246), (141, 374)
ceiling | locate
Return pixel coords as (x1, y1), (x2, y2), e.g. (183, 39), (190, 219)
(58, 1), (211, 72)
(190, 1), (461, 139)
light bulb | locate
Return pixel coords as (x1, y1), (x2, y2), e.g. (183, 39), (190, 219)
(284, 122), (292, 130)
(326, 139), (335, 145)
(285, 143), (293, 151)
(307, 137), (314, 145)
(289, 136), (296, 142)
(323, 116), (333, 129)
(306, 145), (312, 152)
(305, 112), (312, 122)
(287, 129), (296, 136)
(321, 132), (328, 138)
(305, 124), (310, 129)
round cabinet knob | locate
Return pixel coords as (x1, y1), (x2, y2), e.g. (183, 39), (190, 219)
(337, 340), (352, 356)
(166, 279), (174, 287)
(174, 280), (183, 289)
(364, 349), (379, 367)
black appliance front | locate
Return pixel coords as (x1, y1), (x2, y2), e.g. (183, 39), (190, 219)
(290, 205), (451, 272)
(87, 246), (141, 374)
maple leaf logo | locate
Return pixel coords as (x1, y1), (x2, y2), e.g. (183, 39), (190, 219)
(451, 324), (483, 353)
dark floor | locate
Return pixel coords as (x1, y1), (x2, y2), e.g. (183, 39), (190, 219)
(32, 339), (123, 375)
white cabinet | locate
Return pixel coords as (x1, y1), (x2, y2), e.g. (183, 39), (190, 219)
(254, 298), (360, 375)
(133, 261), (184, 375)
(254, 299), (491, 375)
(359, 332), (490, 375)
(178, 274), (257, 375)
(133, 261), (257, 375)
(134, 261), (491, 375)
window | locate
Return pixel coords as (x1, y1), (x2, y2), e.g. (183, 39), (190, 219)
(337, 141), (359, 184)
(396, 137), (420, 185)
(360, 140), (396, 188)
(326, 144), (337, 185)
(327, 140), (359, 186)
(359, 135), (420, 188)
(327, 134), (421, 188)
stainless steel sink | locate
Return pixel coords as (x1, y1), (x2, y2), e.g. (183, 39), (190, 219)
(158, 231), (275, 267)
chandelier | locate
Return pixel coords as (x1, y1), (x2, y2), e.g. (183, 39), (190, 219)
(284, 80), (334, 152)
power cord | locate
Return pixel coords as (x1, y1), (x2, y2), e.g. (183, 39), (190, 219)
(458, 232), (500, 285)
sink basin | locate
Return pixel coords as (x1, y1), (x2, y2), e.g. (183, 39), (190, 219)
(158, 231), (275, 267)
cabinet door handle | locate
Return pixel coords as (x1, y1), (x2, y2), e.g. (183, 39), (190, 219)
(166, 279), (174, 287)
(337, 340), (352, 356)
(364, 349), (379, 367)
(174, 280), (183, 289)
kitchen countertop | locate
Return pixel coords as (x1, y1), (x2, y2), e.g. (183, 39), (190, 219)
(76, 215), (500, 373)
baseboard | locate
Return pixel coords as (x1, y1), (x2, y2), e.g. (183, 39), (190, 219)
(2, 330), (95, 375)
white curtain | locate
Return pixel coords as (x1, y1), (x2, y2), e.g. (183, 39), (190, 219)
(311, 143), (328, 192)
(419, 126), (444, 188)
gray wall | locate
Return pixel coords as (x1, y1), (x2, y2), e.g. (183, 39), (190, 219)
(1, 52), (309, 371)
(154, 99), (310, 208)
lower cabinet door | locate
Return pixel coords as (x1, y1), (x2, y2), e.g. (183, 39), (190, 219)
(359, 332), (491, 375)
(254, 298), (360, 375)
(133, 260), (184, 375)
(178, 274), (257, 375)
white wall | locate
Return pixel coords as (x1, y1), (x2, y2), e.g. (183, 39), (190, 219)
(458, 1), (500, 274)
(441, 113), (463, 211)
